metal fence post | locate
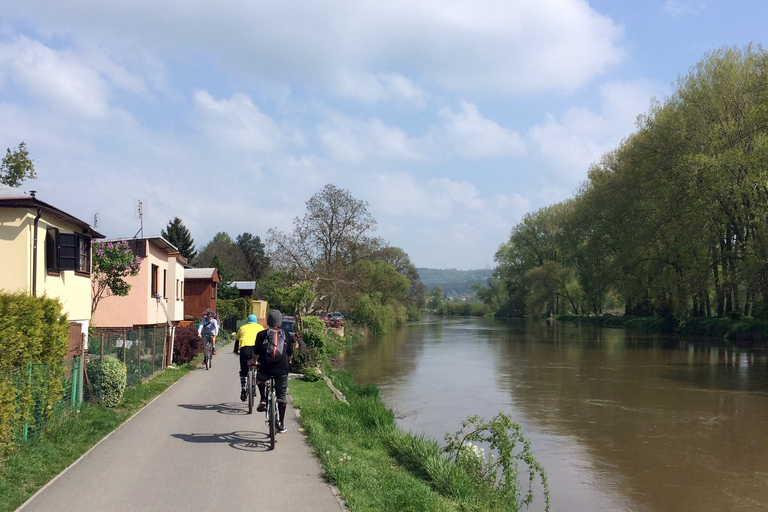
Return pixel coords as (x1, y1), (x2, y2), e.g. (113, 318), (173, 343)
(23, 362), (31, 442)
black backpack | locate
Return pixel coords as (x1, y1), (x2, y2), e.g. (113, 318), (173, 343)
(262, 328), (286, 362)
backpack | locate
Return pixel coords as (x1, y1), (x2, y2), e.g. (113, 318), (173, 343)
(262, 327), (286, 362)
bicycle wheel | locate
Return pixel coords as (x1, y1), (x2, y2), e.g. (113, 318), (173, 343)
(247, 368), (254, 414)
(268, 381), (276, 450)
(204, 344), (210, 370)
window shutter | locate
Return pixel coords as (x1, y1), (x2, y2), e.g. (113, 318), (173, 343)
(58, 233), (78, 270)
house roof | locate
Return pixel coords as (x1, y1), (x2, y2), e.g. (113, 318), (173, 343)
(0, 185), (104, 238)
(231, 281), (256, 290)
(185, 267), (220, 280)
(101, 235), (187, 264)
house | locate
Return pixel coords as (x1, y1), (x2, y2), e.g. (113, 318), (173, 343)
(231, 280), (256, 298)
(90, 236), (187, 330)
(183, 267), (220, 320)
(0, 185), (104, 350)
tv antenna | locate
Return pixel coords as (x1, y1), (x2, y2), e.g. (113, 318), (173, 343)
(133, 198), (146, 238)
(93, 212), (98, 229)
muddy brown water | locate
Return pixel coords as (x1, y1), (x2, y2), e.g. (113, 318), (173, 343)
(341, 317), (768, 512)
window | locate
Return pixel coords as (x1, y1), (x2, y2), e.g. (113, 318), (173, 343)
(180, 281), (184, 300)
(151, 264), (159, 297)
(211, 282), (217, 299)
(45, 229), (58, 273)
(163, 269), (167, 299)
(47, 230), (91, 273)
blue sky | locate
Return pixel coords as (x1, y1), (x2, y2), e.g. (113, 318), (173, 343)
(1, 1), (766, 270)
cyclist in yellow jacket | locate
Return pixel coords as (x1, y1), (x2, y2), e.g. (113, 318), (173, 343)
(234, 314), (264, 402)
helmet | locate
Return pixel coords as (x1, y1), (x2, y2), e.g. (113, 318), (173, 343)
(247, 314), (258, 324)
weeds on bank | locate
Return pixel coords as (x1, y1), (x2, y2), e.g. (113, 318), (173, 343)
(0, 363), (194, 512)
(290, 370), (550, 512)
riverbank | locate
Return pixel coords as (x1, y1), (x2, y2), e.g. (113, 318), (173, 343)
(557, 313), (768, 348)
(291, 369), (549, 512)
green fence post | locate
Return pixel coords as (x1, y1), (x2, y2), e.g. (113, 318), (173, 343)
(23, 362), (32, 442)
(71, 358), (78, 409)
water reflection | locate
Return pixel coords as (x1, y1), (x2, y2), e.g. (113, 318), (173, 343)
(342, 317), (768, 512)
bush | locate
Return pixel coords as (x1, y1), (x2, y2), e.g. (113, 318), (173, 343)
(291, 345), (321, 374)
(86, 356), (127, 407)
(302, 331), (326, 353)
(348, 293), (406, 335)
(172, 326), (202, 364)
(301, 367), (323, 382)
(301, 315), (326, 336)
(0, 292), (69, 453)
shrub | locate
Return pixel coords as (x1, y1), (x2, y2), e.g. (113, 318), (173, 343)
(301, 367), (323, 382)
(301, 315), (326, 336)
(443, 413), (550, 511)
(291, 345), (321, 373)
(348, 293), (406, 335)
(302, 331), (326, 353)
(86, 356), (127, 407)
(172, 326), (202, 364)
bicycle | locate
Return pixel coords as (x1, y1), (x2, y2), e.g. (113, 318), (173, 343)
(263, 375), (278, 450)
(203, 336), (213, 370)
(246, 359), (256, 414)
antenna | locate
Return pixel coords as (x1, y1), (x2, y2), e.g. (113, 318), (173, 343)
(93, 212), (98, 229)
(133, 198), (146, 238)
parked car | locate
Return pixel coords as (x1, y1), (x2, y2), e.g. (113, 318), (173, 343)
(317, 314), (330, 326)
(280, 316), (304, 346)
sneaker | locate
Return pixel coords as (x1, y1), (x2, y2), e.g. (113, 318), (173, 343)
(256, 402), (266, 412)
(240, 390), (247, 402)
(213, 349), (216, 355)
(277, 423), (287, 434)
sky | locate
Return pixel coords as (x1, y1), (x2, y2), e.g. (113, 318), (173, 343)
(1, 1), (766, 270)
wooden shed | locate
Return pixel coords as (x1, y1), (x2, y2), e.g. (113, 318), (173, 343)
(183, 267), (220, 320)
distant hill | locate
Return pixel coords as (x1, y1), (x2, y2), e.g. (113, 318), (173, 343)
(417, 268), (494, 298)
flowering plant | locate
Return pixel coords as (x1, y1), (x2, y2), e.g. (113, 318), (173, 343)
(91, 240), (142, 317)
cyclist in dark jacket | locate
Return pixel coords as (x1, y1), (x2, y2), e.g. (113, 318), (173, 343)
(254, 310), (294, 433)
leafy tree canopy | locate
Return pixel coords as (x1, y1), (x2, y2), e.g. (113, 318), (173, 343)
(1, 142), (36, 187)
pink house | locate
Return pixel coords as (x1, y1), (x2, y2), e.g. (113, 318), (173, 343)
(91, 236), (187, 329)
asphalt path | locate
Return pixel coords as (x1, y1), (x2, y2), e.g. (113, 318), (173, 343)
(17, 344), (347, 512)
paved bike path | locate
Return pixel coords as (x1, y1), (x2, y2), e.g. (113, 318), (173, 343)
(17, 345), (347, 512)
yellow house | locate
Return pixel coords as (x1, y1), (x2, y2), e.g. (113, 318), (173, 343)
(91, 236), (187, 329)
(0, 186), (104, 341)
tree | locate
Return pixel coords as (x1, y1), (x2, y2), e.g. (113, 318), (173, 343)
(196, 232), (249, 282)
(374, 246), (425, 309)
(268, 184), (382, 312)
(236, 233), (270, 280)
(91, 240), (142, 318)
(161, 217), (197, 263)
(1, 142), (36, 187)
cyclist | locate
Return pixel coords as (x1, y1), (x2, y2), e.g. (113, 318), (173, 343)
(197, 311), (219, 357)
(253, 310), (293, 433)
(234, 314), (264, 402)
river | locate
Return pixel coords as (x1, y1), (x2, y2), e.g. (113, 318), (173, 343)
(341, 316), (768, 512)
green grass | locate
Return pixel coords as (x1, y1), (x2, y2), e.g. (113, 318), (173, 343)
(0, 362), (194, 512)
(290, 371), (532, 512)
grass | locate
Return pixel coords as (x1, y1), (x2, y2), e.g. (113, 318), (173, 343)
(0, 362), (195, 512)
(290, 370), (535, 512)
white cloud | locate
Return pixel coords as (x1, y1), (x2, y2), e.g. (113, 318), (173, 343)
(335, 72), (428, 105)
(7, 0), (625, 96)
(432, 102), (526, 159)
(0, 36), (110, 119)
(527, 78), (667, 181)
(318, 115), (422, 163)
(193, 91), (303, 153)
